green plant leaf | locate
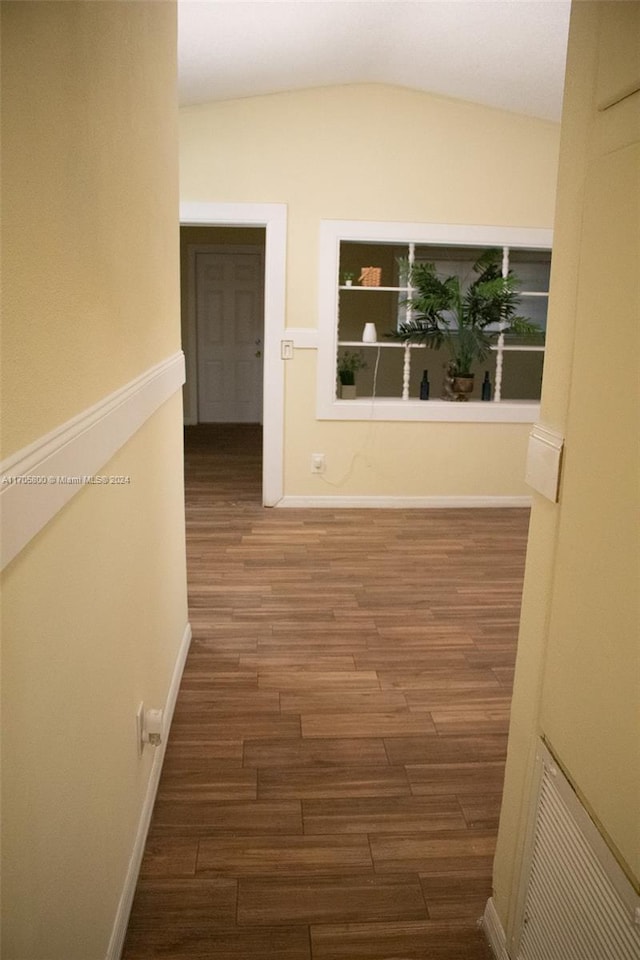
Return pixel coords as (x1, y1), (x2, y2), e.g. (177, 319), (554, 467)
(384, 249), (541, 370)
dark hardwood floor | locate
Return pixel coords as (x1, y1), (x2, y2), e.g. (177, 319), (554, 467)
(123, 423), (529, 959)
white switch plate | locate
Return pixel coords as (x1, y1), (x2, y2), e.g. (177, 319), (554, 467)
(525, 425), (564, 502)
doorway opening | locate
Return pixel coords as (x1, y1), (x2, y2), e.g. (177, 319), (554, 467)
(182, 228), (266, 424)
(181, 228), (266, 502)
(179, 202), (287, 506)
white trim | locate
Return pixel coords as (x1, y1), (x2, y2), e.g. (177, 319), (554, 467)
(483, 898), (511, 960)
(317, 219), (552, 422)
(106, 622), (192, 960)
(318, 399), (541, 423)
(277, 495), (532, 509)
(320, 220), (554, 247)
(179, 202), (288, 506)
(525, 423), (564, 502)
(0, 352), (185, 570)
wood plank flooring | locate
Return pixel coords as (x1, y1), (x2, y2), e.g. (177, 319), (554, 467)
(123, 423), (529, 959)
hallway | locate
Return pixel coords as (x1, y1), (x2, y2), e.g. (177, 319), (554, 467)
(123, 424), (528, 959)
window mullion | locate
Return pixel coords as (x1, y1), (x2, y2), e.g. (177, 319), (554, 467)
(401, 242), (416, 399)
(494, 245), (510, 402)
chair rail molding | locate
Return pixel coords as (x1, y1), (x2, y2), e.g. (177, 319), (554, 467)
(0, 351), (185, 570)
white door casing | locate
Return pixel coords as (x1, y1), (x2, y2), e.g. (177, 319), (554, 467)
(195, 249), (264, 423)
(180, 202), (287, 507)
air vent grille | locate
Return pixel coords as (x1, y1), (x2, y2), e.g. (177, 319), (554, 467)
(516, 747), (640, 960)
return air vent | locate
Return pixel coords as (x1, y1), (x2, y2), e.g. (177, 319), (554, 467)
(515, 743), (640, 960)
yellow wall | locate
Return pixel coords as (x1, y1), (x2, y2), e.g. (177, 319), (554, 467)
(493, 1), (640, 939)
(1, 401), (187, 958)
(179, 83), (560, 498)
(1, 3), (187, 957)
(286, 350), (532, 497)
(1, 1), (180, 457)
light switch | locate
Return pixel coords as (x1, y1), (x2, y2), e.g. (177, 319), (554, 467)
(281, 340), (294, 360)
(525, 425), (564, 502)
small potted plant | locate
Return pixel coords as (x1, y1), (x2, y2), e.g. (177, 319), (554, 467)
(337, 350), (367, 399)
(342, 271), (356, 287)
(386, 249), (540, 400)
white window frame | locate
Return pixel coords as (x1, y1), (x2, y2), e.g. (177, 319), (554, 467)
(317, 219), (552, 422)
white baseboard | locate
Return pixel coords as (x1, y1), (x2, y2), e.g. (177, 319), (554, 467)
(276, 495), (532, 509)
(1, 351), (185, 570)
(106, 621), (192, 960)
(483, 898), (511, 960)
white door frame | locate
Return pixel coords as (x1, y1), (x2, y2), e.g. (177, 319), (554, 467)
(180, 202), (287, 506)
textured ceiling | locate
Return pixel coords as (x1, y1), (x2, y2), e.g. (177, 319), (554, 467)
(178, 0), (571, 121)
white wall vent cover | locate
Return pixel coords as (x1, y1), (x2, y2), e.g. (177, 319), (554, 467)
(515, 743), (640, 960)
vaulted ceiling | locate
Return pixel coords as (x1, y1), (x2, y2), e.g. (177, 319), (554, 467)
(178, 0), (571, 121)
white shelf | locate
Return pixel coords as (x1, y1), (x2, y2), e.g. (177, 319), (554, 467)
(339, 285), (408, 292)
(338, 341), (425, 349)
(340, 341), (543, 352)
(491, 344), (546, 352)
(340, 286), (548, 296)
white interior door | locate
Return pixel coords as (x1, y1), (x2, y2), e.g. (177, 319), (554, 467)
(196, 250), (264, 422)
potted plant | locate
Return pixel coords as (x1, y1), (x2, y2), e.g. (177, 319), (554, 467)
(342, 271), (356, 287)
(386, 249), (540, 400)
(337, 350), (367, 399)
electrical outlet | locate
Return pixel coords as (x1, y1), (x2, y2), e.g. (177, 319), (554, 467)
(311, 453), (325, 474)
(144, 708), (164, 746)
(137, 702), (164, 752)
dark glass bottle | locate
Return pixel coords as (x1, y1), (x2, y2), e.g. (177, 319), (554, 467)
(481, 371), (492, 401)
(419, 369), (430, 400)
